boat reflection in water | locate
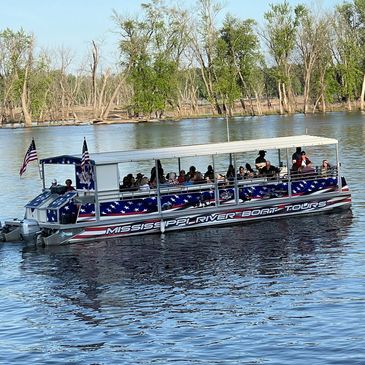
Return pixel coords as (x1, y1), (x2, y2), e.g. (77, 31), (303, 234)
(20, 209), (353, 318)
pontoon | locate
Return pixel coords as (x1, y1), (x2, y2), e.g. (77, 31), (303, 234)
(0, 135), (351, 245)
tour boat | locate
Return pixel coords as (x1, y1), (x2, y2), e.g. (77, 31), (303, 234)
(0, 135), (351, 245)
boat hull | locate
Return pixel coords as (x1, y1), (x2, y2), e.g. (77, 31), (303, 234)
(40, 191), (351, 245)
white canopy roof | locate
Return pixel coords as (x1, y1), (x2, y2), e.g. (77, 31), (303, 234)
(47, 135), (338, 165)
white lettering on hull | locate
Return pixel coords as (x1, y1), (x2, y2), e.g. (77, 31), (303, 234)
(93, 200), (329, 237)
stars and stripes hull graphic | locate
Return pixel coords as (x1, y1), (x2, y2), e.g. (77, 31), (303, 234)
(64, 190), (351, 243)
(75, 177), (340, 223)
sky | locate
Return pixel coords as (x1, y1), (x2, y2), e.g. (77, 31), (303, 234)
(0, 0), (340, 69)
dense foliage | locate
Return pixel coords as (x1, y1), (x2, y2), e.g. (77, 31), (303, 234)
(1, 0), (365, 125)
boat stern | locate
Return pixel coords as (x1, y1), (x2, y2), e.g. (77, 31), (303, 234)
(1, 218), (40, 242)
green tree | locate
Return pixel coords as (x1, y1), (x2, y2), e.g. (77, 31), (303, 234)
(332, 3), (363, 110)
(0, 28), (33, 125)
(113, 0), (186, 118)
(296, 6), (332, 113)
(262, 1), (302, 114)
(219, 16), (264, 115)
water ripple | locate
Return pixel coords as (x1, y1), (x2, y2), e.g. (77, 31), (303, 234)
(0, 113), (365, 364)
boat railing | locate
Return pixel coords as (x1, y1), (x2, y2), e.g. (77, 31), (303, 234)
(95, 166), (338, 201)
(285, 166), (338, 182)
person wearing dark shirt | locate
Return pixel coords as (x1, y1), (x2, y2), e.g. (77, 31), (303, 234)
(255, 150), (267, 171)
(204, 165), (215, 181)
(65, 179), (75, 191)
(291, 146), (302, 171)
(226, 164), (235, 182)
(186, 165), (197, 181)
(150, 159), (166, 186)
(245, 163), (255, 178)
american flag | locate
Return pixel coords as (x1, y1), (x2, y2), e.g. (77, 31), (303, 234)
(81, 138), (90, 170)
(19, 139), (38, 176)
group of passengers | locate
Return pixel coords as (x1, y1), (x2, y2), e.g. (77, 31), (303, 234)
(119, 153), (279, 192)
(254, 150), (281, 178)
(50, 178), (76, 194)
(290, 146), (332, 177)
(118, 148), (334, 192)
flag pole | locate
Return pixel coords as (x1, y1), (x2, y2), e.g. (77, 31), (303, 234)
(35, 138), (42, 181)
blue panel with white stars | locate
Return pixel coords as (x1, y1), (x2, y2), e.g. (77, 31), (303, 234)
(46, 191), (78, 223)
(26, 191), (52, 208)
(40, 155), (84, 165)
(47, 191), (78, 209)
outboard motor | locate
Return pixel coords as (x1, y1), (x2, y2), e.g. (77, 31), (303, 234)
(19, 219), (40, 241)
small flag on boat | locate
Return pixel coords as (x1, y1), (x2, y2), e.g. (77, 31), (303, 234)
(81, 138), (90, 170)
(19, 139), (38, 176)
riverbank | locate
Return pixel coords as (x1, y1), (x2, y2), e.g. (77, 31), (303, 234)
(0, 98), (361, 128)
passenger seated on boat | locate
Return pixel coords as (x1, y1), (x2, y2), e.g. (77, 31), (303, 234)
(260, 161), (280, 179)
(216, 173), (226, 185)
(139, 177), (150, 192)
(186, 166), (197, 182)
(237, 166), (245, 180)
(295, 151), (311, 169)
(166, 172), (178, 184)
(120, 174), (138, 191)
(245, 163), (255, 178)
(50, 179), (58, 188)
(178, 170), (186, 184)
(226, 164), (235, 182)
(65, 179), (75, 192)
(320, 159), (331, 177)
(191, 171), (206, 184)
(50, 179), (67, 194)
(135, 173), (144, 187)
(255, 150), (267, 172)
(150, 159), (166, 187)
(291, 146), (302, 171)
(204, 165), (215, 181)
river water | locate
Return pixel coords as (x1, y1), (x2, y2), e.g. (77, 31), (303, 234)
(0, 112), (364, 364)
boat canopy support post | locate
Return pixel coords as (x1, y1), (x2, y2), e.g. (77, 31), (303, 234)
(41, 163), (45, 190)
(156, 159), (162, 214)
(278, 149), (282, 167)
(94, 167), (100, 222)
(233, 153), (239, 205)
(212, 155), (219, 207)
(336, 142), (342, 190)
(286, 148), (292, 197)
(178, 157), (181, 175)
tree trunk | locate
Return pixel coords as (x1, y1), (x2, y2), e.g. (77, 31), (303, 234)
(100, 67), (130, 121)
(91, 41), (98, 118)
(21, 64), (32, 127)
(303, 72), (310, 114)
(278, 82), (284, 115)
(254, 91), (262, 116)
(282, 82), (290, 113)
(360, 73), (365, 111)
(248, 95), (255, 116)
(98, 71), (109, 118)
(240, 98), (246, 112)
(214, 96), (222, 114)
